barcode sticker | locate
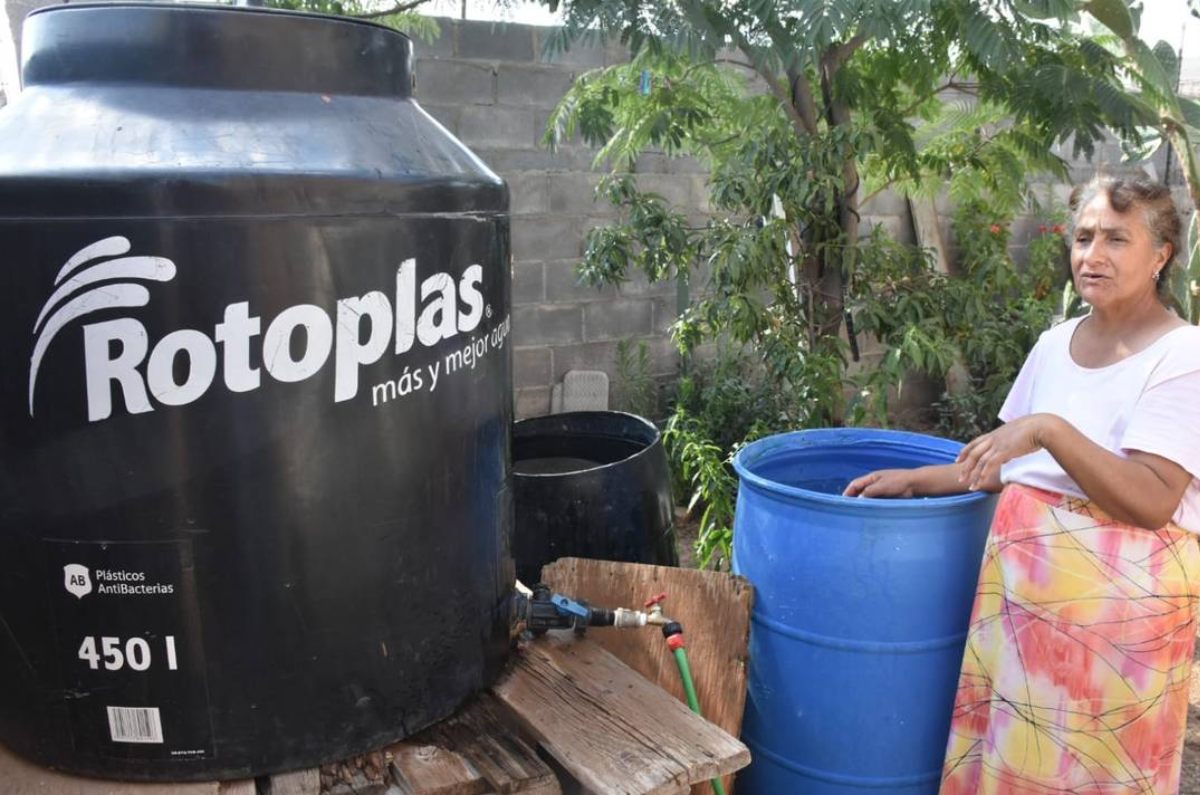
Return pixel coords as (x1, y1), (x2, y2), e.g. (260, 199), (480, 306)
(106, 706), (164, 744)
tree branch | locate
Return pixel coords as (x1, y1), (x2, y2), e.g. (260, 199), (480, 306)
(827, 32), (868, 73)
(817, 31), (870, 127)
(712, 57), (758, 73)
(762, 68), (816, 137)
(758, 19), (820, 135)
(730, 32), (815, 137)
(859, 182), (893, 208)
(787, 68), (821, 134)
(354, 0), (429, 20)
(859, 128), (1005, 213)
(897, 80), (979, 119)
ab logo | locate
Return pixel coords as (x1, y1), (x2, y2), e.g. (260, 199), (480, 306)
(64, 564), (92, 599)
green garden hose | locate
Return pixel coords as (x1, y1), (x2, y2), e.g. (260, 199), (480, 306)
(673, 646), (701, 713)
(668, 627), (728, 795)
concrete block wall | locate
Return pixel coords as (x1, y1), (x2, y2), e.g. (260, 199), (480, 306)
(413, 18), (698, 419)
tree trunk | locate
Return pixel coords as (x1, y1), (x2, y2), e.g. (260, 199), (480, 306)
(817, 35), (863, 348)
(817, 115), (856, 345)
(1164, 126), (1200, 323)
(1165, 127), (1200, 215)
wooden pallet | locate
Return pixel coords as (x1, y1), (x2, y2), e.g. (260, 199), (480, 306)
(1, 564), (752, 794)
(539, 558), (753, 795)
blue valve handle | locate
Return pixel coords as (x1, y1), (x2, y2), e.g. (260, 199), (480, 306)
(550, 594), (592, 620)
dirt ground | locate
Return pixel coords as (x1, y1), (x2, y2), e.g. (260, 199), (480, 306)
(671, 514), (1200, 791)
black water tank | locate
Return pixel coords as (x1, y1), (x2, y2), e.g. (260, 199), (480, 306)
(0, 4), (513, 781)
(512, 412), (678, 586)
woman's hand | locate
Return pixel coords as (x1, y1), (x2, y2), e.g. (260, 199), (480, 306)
(843, 469), (917, 498)
(957, 414), (1054, 491)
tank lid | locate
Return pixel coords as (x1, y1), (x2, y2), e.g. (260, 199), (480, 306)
(22, 3), (413, 97)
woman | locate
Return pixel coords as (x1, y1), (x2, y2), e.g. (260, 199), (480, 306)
(844, 173), (1200, 794)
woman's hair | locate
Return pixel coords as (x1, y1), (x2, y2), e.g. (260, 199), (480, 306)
(1069, 173), (1183, 298)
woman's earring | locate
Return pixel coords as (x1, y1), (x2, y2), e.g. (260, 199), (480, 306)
(1153, 270), (1161, 282)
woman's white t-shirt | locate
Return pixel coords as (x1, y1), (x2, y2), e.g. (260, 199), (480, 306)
(999, 315), (1200, 532)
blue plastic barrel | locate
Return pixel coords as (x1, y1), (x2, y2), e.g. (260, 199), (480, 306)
(732, 428), (996, 794)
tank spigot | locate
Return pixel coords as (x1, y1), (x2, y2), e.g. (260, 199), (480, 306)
(511, 584), (670, 635)
(642, 592), (672, 625)
(511, 583), (625, 636)
(610, 607), (649, 628)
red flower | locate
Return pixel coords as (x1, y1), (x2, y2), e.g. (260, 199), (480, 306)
(1039, 224), (1048, 233)
(1052, 224), (1065, 234)
(990, 224), (1002, 235)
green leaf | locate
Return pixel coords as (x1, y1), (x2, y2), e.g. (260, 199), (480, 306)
(1084, 0), (1136, 39)
(959, 4), (1017, 70)
(1079, 37), (1117, 64)
(1133, 39), (1178, 97)
(1012, 0), (1075, 19)
(1092, 78), (1158, 126)
(1153, 40), (1181, 86)
(1120, 130), (1163, 162)
(1181, 98), (1200, 130)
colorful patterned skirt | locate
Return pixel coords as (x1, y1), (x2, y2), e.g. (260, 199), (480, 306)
(941, 484), (1200, 795)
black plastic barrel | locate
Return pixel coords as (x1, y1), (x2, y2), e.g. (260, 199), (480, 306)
(0, 4), (512, 781)
(512, 412), (678, 585)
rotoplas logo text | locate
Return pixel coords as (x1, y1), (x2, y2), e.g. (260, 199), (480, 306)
(29, 237), (486, 421)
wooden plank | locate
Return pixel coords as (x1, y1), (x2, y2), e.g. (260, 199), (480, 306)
(491, 634), (750, 795)
(907, 195), (972, 397)
(908, 195), (953, 275)
(389, 742), (489, 795)
(216, 783), (255, 795)
(0, 741), (221, 795)
(319, 750), (391, 794)
(539, 559), (753, 795)
(267, 768), (319, 795)
(427, 693), (559, 794)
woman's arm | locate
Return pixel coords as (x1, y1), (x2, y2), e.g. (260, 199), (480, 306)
(843, 462), (999, 498)
(958, 413), (1191, 528)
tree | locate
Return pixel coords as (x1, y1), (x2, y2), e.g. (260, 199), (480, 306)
(540, 0), (1145, 565)
(545, 0), (1143, 412)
